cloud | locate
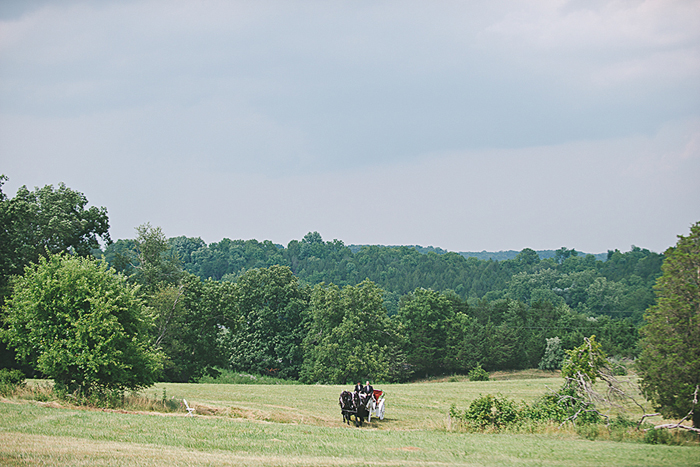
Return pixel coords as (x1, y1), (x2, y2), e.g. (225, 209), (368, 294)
(1, 1), (698, 252)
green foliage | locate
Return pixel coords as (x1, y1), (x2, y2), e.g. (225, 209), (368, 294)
(300, 280), (408, 384)
(104, 225), (240, 383)
(468, 364), (489, 381)
(396, 288), (456, 376)
(453, 394), (520, 429)
(162, 231), (660, 322)
(2, 253), (162, 395)
(638, 221), (700, 428)
(452, 385), (601, 433)
(157, 274), (240, 382)
(608, 358), (629, 376)
(130, 223), (184, 291)
(561, 335), (608, 383)
(94, 227), (658, 381)
(0, 177), (110, 300)
(538, 337), (564, 370)
(527, 386), (600, 425)
(196, 369), (301, 385)
(641, 427), (698, 446)
(225, 265), (308, 380)
(0, 368), (25, 396)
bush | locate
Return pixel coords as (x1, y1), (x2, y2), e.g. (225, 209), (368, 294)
(468, 364), (489, 382)
(0, 368), (25, 396)
(451, 394), (520, 430)
(451, 385), (603, 433)
(643, 427), (699, 446)
(526, 386), (601, 425)
(608, 359), (628, 376)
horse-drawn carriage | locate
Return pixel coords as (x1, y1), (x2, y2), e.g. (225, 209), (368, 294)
(339, 389), (385, 427)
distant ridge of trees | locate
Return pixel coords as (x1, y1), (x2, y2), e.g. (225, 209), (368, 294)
(103, 231), (663, 321)
(348, 245), (609, 262)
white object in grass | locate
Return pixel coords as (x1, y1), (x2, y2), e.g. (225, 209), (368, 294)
(183, 399), (195, 416)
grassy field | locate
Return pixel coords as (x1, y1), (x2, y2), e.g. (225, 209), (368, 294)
(2, 374), (699, 466)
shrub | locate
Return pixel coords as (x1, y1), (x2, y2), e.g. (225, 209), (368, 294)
(452, 394), (520, 429)
(468, 364), (489, 381)
(526, 386), (601, 425)
(451, 385), (602, 433)
(0, 368), (25, 396)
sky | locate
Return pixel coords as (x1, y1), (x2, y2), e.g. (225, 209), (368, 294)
(1, 0), (699, 254)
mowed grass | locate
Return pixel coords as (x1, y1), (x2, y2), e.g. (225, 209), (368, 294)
(2, 375), (699, 466)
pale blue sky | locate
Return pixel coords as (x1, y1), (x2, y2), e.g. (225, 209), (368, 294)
(1, 0), (699, 253)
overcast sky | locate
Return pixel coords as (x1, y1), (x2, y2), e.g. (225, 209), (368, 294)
(1, 1), (699, 254)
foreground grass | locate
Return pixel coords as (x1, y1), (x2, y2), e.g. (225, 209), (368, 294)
(3, 376), (698, 466)
(2, 402), (699, 466)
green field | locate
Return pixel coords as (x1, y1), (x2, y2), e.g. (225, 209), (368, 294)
(2, 375), (699, 466)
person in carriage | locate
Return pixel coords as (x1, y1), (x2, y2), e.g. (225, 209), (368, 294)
(362, 381), (373, 396)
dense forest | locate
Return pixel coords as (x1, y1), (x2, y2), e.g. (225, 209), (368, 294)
(98, 230), (659, 382)
(1, 178), (664, 385)
(104, 231), (661, 321)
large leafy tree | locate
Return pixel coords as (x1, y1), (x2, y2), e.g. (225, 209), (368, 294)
(2, 253), (162, 395)
(157, 273), (239, 382)
(638, 221), (700, 427)
(1, 177), (111, 370)
(300, 279), (408, 384)
(104, 224), (237, 382)
(397, 288), (455, 377)
(0, 178), (110, 293)
(226, 265), (309, 379)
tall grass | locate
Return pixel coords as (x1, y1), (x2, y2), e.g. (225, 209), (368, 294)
(196, 369), (301, 385)
(14, 380), (186, 414)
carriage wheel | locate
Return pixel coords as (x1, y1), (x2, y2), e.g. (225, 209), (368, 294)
(379, 402), (385, 420)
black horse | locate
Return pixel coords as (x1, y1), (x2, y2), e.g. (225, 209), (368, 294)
(353, 391), (372, 427)
(339, 390), (373, 427)
(339, 390), (354, 425)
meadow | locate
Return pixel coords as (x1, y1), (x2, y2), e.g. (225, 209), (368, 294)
(1, 372), (699, 466)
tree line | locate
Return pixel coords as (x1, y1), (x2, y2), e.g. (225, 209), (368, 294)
(2, 177), (698, 428)
(103, 230), (662, 324)
(0, 178), (654, 382)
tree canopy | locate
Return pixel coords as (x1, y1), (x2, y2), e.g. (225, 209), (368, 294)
(2, 253), (162, 395)
(0, 176), (110, 302)
(300, 280), (407, 384)
(226, 265), (309, 379)
(638, 221), (700, 427)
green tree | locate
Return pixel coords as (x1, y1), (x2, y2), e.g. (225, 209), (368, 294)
(538, 337), (564, 370)
(0, 178), (110, 301)
(561, 335), (607, 383)
(226, 265), (309, 379)
(300, 280), (408, 384)
(131, 223), (183, 291)
(158, 274), (239, 382)
(638, 221), (700, 427)
(2, 253), (162, 395)
(397, 288), (455, 377)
